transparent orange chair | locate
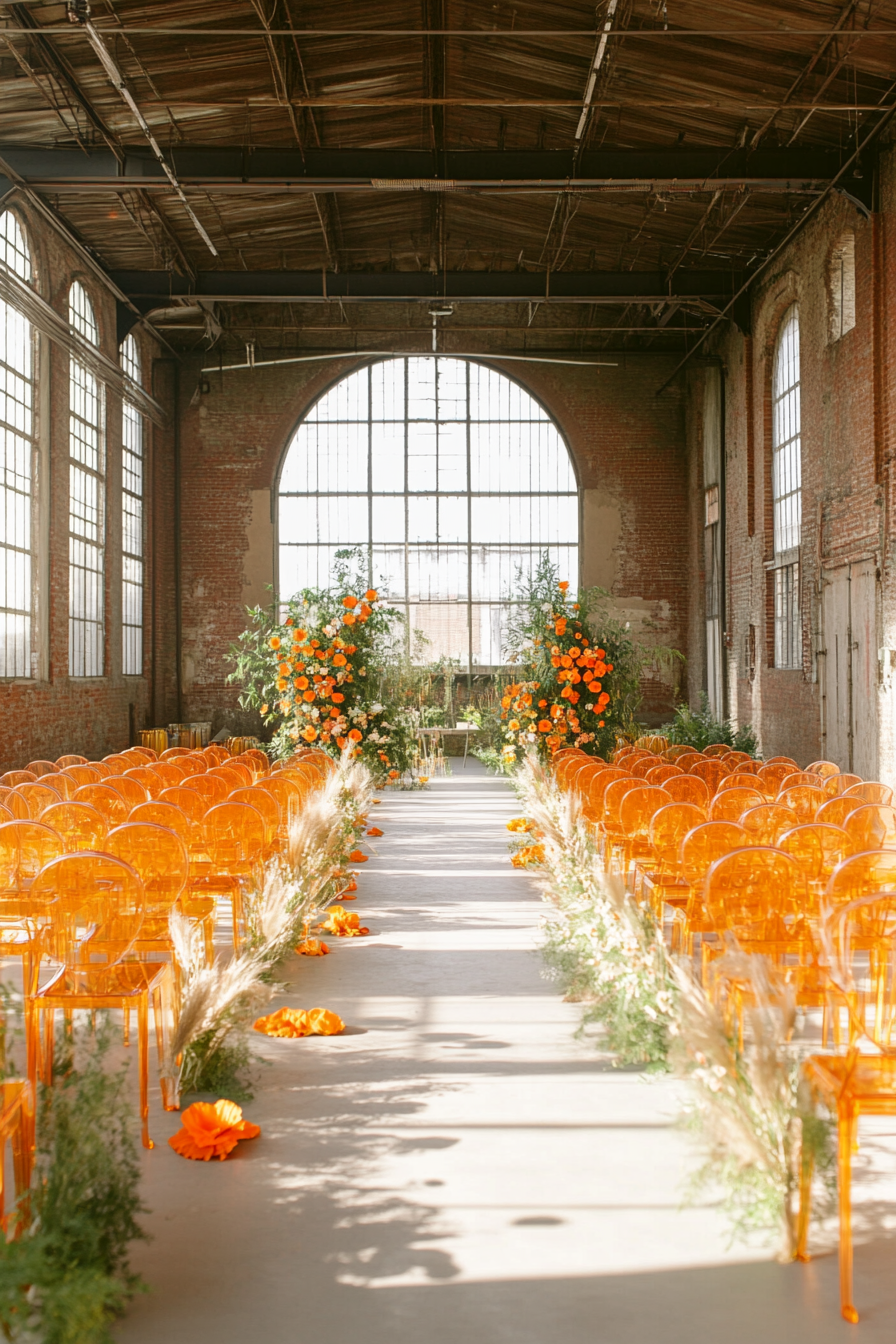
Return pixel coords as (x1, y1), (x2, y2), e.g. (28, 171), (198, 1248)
(71, 784), (129, 827)
(798, 893), (896, 1321)
(105, 822), (190, 955)
(58, 764), (101, 788)
(0, 805), (12, 827)
(599, 776), (641, 864)
(702, 845), (807, 957)
(229, 786), (281, 854)
(816, 795), (862, 828)
(842, 803), (896, 852)
(160, 747), (192, 761)
(158, 786), (209, 828)
(0, 771), (36, 788)
(182, 773), (228, 808)
(779, 771), (824, 791)
(129, 800), (192, 846)
(778, 823), (853, 905)
(663, 774), (710, 810)
(666, 744), (697, 763)
(843, 781), (894, 807)
(38, 801), (107, 854)
(172, 754), (206, 778)
(721, 750), (753, 768)
(672, 821), (749, 954)
(104, 775), (148, 810)
(0, 821), (63, 893)
(254, 774), (304, 838)
(617, 785), (672, 875)
(825, 851), (896, 910)
(14, 782), (62, 819)
(641, 802), (706, 915)
(766, 755), (798, 767)
(147, 762), (186, 790)
(708, 786), (764, 822)
(237, 749), (270, 778)
(806, 760), (841, 779)
(26, 852), (176, 1148)
(102, 753), (132, 774)
(89, 761), (113, 781)
(0, 789), (28, 821)
(740, 802), (799, 846)
(645, 763), (682, 786)
(192, 802), (266, 949)
(717, 772), (764, 793)
(703, 743), (732, 759)
(629, 756), (661, 780)
(0, 1079), (33, 1230)
(208, 763), (253, 790)
(758, 762), (796, 793)
(688, 758), (730, 793)
(25, 761), (58, 778)
(123, 765), (164, 799)
(55, 755), (88, 768)
(825, 772), (862, 798)
(777, 784), (827, 822)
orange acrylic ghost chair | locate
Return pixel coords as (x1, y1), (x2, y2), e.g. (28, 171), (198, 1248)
(71, 784), (129, 828)
(721, 750), (754, 768)
(843, 803), (896, 853)
(208, 763), (253, 791)
(192, 802), (267, 950)
(0, 821), (63, 896)
(14, 782), (62, 820)
(103, 775), (148, 811)
(181, 773), (228, 809)
(666, 744), (697, 763)
(672, 821), (749, 955)
(104, 823), (190, 956)
(766, 755), (799, 767)
(717, 772), (764, 793)
(702, 845), (808, 968)
(806, 760), (841, 779)
(101, 754), (132, 774)
(0, 772), (36, 788)
(147, 762), (188, 790)
(0, 790), (29, 821)
(688, 758), (731, 793)
(641, 802), (706, 917)
(580, 766), (627, 826)
(172, 754), (206, 778)
(55, 755), (88, 768)
(617, 785), (672, 879)
(58, 764), (101, 788)
(568, 762), (605, 803)
(843, 781), (894, 807)
(128, 801), (192, 847)
(0, 1078), (34, 1230)
(122, 766), (164, 799)
(759, 763), (797, 794)
(38, 802), (107, 854)
(237, 750), (270, 778)
(702, 743), (731, 759)
(645, 763), (683, 786)
(254, 774), (304, 840)
(778, 824), (854, 906)
(629, 756), (661, 780)
(25, 761), (58, 779)
(662, 774), (710, 810)
(26, 852), (176, 1149)
(740, 802), (799, 847)
(128, 746), (157, 762)
(88, 762), (113, 781)
(158, 786), (209, 831)
(825, 851), (896, 912)
(825, 772), (862, 799)
(128, 803), (214, 962)
(779, 771), (824, 791)
(599, 776), (641, 867)
(777, 785), (827, 823)
(798, 894), (896, 1322)
(229, 787), (281, 855)
(708, 786), (765, 823)
(816, 796), (862, 829)
(160, 747), (192, 761)
(0, 806), (12, 827)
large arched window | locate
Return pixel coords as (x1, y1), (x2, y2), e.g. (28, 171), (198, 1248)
(772, 305), (801, 668)
(120, 334), (144, 675)
(68, 281), (104, 677)
(0, 211), (34, 677)
(278, 357), (578, 669)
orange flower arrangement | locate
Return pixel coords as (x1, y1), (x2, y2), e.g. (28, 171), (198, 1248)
(253, 1006), (345, 1038)
(168, 1099), (260, 1161)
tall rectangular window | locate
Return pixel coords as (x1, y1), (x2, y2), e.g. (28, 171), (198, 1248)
(120, 335), (143, 675)
(68, 282), (104, 677)
(0, 212), (34, 677)
(772, 306), (801, 669)
(774, 562), (800, 670)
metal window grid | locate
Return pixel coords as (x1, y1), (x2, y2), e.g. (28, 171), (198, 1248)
(772, 306), (801, 555)
(774, 561), (801, 669)
(120, 335), (143, 675)
(278, 357), (578, 673)
(0, 211), (34, 678)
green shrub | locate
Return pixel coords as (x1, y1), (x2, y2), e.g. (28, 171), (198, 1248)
(664, 693), (759, 757)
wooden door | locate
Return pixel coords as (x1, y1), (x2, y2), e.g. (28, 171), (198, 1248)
(821, 562), (878, 774)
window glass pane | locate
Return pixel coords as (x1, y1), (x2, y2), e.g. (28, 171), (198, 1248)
(121, 339), (143, 674)
(69, 285), (103, 676)
(0, 212), (34, 677)
(278, 357), (579, 669)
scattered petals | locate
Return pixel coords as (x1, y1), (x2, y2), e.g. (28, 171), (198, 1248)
(349, 849), (369, 863)
(296, 937), (330, 956)
(366, 826), (383, 837)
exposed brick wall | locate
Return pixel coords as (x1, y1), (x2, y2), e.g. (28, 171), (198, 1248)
(0, 201), (170, 772)
(177, 351), (690, 725)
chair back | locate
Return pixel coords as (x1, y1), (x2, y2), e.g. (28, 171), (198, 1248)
(209, 763), (253, 790)
(602, 777), (641, 827)
(158, 786), (208, 825)
(662, 774), (710, 808)
(182, 774), (228, 806)
(777, 784), (826, 822)
(237, 749), (269, 777)
(555, 753), (588, 786)
(0, 771), (36, 787)
(806, 760), (841, 779)
(30, 852), (144, 968)
(722, 750), (753, 768)
(123, 766), (163, 798)
(843, 781), (894, 807)
(688, 758), (730, 792)
(629, 756), (660, 779)
(253, 775), (302, 824)
(25, 761), (58, 778)
(39, 802), (107, 854)
(148, 762), (187, 789)
(780, 771), (824, 791)
(0, 788), (29, 820)
(15, 782), (62, 819)
(816, 795), (862, 828)
(105, 823), (188, 911)
(844, 804), (896, 852)
(702, 744), (731, 758)
(645, 763), (682, 786)
(229, 787), (280, 846)
(680, 821), (748, 886)
(104, 776), (148, 809)
(648, 803), (706, 867)
(740, 802), (799, 845)
(129, 801), (192, 845)
(825, 772), (862, 798)
(161, 747), (192, 760)
(59, 764), (101, 787)
(765, 756), (798, 767)
(822, 894), (896, 1048)
(826, 850), (896, 908)
(101, 754), (132, 774)
(71, 784), (129, 826)
(778, 823), (853, 890)
(0, 820), (63, 889)
(618, 786), (672, 840)
(89, 761), (113, 780)
(758, 762), (796, 792)
(718, 772), (763, 792)
(708, 786), (764, 822)
(704, 846), (807, 945)
(666, 745), (697, 762)
(174, 754), (206, 778)
(55, 755), (88, 768)
(582, 767), (627, 819)
(204, 802), (266, 867)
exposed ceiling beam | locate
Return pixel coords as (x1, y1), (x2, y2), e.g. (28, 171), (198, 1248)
(111, 269), (740, 309)
(0, 146), (857, 196)
(1, 25), (895, 37)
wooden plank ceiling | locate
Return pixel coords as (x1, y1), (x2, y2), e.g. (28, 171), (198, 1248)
(0, 0), (893, 358)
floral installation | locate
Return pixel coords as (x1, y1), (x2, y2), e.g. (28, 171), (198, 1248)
(253, 1007), (344, 1038)
(168, 1099), (260, 1162)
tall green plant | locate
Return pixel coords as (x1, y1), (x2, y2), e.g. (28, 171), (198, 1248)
(664, 693), (759, 756)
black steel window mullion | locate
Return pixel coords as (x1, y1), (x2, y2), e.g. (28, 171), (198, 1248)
(367, 362), (373, 590)
(403, 357), (410, 660)
(465, 360), (473, 682)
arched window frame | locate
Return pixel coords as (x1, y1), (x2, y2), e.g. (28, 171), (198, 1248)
(771, 304), (801, 669)
(120, 333), (144, 676)
(276, 357), (580, 672)
(0, 210), (36, 678)
(68, 280), (105, 677)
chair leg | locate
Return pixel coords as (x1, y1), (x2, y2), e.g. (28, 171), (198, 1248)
(137, 994), (152, 1150)
(795, 1137), (815, 1261)
(153, 970), (179, 1113)
(838, 1105), (859, 1324)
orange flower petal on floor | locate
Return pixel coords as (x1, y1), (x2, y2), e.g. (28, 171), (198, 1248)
(367, 826), (383, 836)
(169, 1099), (260, 1161)
(320, 905), (370, 936)
(306, 1007), (345, 1035)
(254, 1007), (313, 1037)
(296, 937), (331, 956)
(349, 849), (368, 863)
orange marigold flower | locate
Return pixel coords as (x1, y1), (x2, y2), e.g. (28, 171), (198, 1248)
(168, 1100), (260, 1162)
(295, 629), (307, 641)
(269, 636), (281, 650)
(302, 726), (317, 742)
(343, 613), (356, 625)
(343, 595), (359, 609)
(509, 719), (520, 730)
(296, 938), (330, 957)
(277, 678), (287, 691)
(333, 653), (347, 667)
(365, 589), (378, 602)
(278, 661), (291, 675)
(336, 736), (347, 749)
(359, 604), (372, 618)
(348, 728), (363, 742)
(295, 675), (309, 689)
(558, 581), (570, 591)
(537, 719), (552, 732)
(331, 692), (345, 703)
(348, 849), (368, 864)
(538, 699), (547, 707)
(303, 689), (316, 703)
(599, 719), (605, 727)
(388, 769), (400, 779)
(260, 703), (269, 714)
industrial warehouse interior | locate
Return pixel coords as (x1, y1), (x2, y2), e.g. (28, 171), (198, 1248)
(1, 1), (896, 1340)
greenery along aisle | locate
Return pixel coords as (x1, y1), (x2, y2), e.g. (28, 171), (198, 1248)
(228, 550), (415, 780)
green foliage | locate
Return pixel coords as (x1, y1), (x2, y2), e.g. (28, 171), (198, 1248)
(664, 693), (759, 756)
(0, 1022), (147, 1344)
(178, 1031), (254, 1103)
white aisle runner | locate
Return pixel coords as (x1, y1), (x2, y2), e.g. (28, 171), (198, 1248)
(119, 761), (894, 1343)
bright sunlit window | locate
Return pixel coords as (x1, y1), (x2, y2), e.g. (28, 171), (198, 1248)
(120, 334), (144, 675)
(69, 281), (104, 677)
(0, 211), (34, 678)
(277, 357), (578, 669)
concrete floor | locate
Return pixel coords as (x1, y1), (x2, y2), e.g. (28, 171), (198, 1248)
(117, 760), (896, 1343)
